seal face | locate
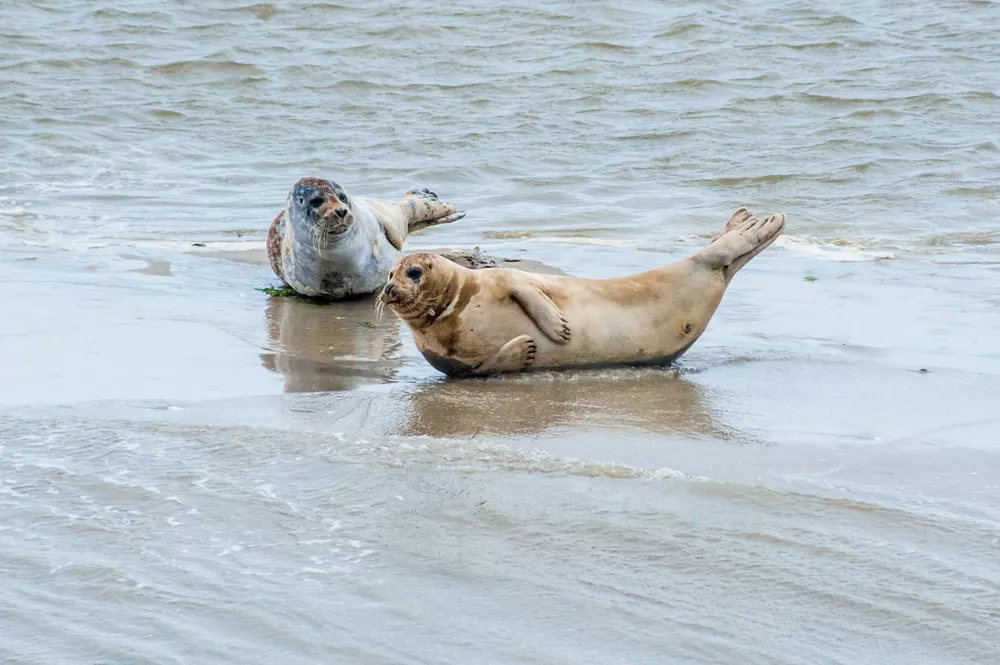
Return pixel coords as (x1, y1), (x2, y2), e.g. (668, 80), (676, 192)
(267, 177), (465, 299)
(380, 208), (786, 377)
(287, 178), (355, 247)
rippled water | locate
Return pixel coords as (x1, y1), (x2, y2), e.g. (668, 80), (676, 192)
(2, 1), (999, 663)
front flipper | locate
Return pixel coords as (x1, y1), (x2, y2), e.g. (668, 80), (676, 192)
(473, 335), (537, 375)
(510, 286), (572, 344)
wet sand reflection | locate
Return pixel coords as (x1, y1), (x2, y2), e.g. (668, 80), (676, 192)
(260, 295), (402, 393)
(261, 291), (727, 440)
(399, 368), (726, 440)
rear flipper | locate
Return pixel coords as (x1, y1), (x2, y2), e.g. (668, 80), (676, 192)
(403, 188), (466, 232)
(473, 335), (538, 375)
(266, 210), (287, 284)
(695, 208), (786, 282)
(367, 188), (466, 251)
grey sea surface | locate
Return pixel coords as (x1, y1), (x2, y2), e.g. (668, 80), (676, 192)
(2, 1), (999, 663)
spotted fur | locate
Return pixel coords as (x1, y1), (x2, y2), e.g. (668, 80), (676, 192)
(266, 177), (465, 298)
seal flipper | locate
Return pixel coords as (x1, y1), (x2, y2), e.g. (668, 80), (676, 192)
(266, 210), (287, 284)
(510, 286), (572, 344)
(694, 209), (786, 283)
(473, 335), (537, 375)
(403, 188), (466, 234)
(366, 189), (466, 251)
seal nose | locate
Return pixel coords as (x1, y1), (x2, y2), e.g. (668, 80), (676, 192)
(334, 207), (348, 219)
(383, 283), (396, 297)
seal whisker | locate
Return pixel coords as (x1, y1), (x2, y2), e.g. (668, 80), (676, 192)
(317, 223), (330, 251)
(310, 221), (323, 251)
(395, 297), (432, 321)
(374, 282), (435, 322)
(406, 294), (438, 316)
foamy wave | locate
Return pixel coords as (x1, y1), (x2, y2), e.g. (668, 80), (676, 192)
(776, 236), (896, 262)
(37, 238), (268, 253)
(510, 233), (899, 260)
(187, 240), (266, 252)
(92, 239), (267, 252)
(350, 435), (694, 480)
(0, 206), (30, 220)
(523, 237), (630, 247)
(0, 197), (36, 224)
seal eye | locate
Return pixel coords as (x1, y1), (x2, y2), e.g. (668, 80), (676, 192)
(308, 196), (325, 209)
(337, 192), (349, 204)
(406, 267), (422, 283)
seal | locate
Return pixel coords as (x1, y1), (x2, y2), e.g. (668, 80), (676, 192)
(267, 177), (464, 298)
(378, 208), (785, 377)
(259, 248), (565, 396)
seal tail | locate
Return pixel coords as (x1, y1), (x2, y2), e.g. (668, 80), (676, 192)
(694, 208), (785, 282)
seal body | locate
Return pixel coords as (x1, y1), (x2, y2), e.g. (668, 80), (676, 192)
(267, 177), (464, 299)
(380, 208), (786, 376)
(273, 192), (397, 298)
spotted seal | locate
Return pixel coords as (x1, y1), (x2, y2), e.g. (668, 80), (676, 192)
(267, 177), (464, 298)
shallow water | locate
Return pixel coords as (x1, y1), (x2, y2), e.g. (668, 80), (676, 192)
(2, 1), (999, 663)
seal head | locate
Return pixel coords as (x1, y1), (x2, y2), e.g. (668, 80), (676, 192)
(379, 253), (457, 328)
(380, 254), (489, 376)
(287, 177), (355, 248)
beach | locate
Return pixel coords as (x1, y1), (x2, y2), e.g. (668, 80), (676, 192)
(2, 1), (999, 663)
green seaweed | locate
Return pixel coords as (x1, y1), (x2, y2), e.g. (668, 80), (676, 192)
(258, 286), (302, 297)
(256, 286), (379, 309)
(803, 275), (818, 282)
(256, 286), (340, 303)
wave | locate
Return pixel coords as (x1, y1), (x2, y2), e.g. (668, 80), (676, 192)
(776, 236), (896, 261)
(150, 61), (266, 77)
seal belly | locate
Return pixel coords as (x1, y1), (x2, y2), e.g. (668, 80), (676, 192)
(284, 201), (401, 298)
(419, 348), (477, 378)
(271, 178), (464, 299)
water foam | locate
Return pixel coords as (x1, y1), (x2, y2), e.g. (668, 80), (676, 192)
(776, 236), (896, 262)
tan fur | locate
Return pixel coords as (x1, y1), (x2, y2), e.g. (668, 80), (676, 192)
(381, 208), (785, 377)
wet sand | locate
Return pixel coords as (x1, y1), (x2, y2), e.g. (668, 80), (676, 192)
(3, 235), (999, 665)
(4, 217), (1000, 665)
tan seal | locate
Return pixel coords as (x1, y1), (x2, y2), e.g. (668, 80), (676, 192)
(378, 208), (785, 377)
